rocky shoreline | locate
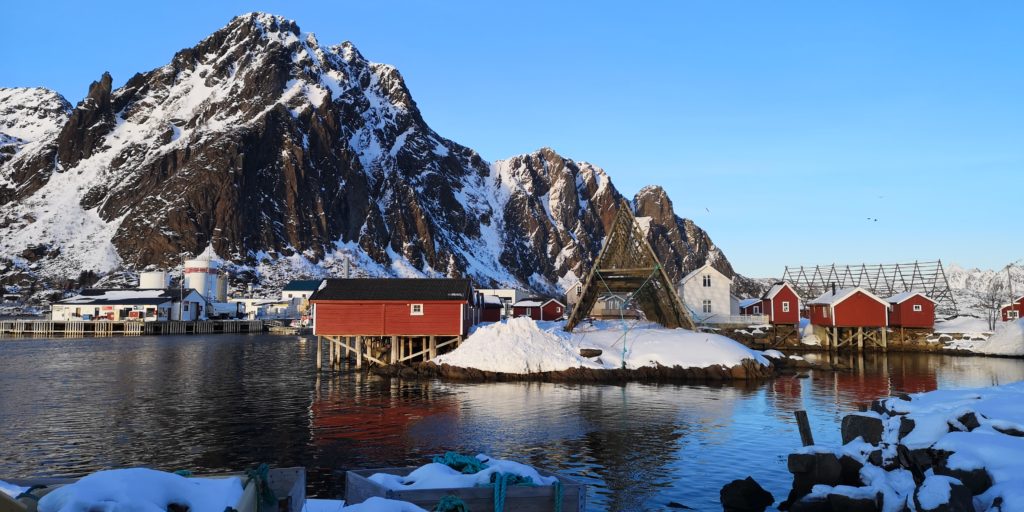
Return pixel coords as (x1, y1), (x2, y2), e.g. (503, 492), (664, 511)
(369, 352), (834, 383)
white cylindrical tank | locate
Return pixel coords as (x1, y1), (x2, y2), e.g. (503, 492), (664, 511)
(215, 274), (228, 302)
(184, 257), (221, 301)
(139, 271), (169, 289)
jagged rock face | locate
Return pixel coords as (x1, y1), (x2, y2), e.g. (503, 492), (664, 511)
(0, 12), (739, 293)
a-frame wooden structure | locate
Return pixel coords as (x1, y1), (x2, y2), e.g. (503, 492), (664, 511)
(565, 200), (695, 332)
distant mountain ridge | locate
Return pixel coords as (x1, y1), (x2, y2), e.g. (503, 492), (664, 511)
(0, 12), (738, 295)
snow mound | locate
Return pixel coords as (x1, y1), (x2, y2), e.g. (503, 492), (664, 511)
(369, 454), (557, 491)
(433, 317), (600, 373)
(434, 317), (767, 374)
(947, 319), (1024, 355)
(340, 497), (426, 512)
(38, 468), (243, 512)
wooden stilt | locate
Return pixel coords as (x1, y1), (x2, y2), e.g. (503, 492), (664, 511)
(316, 336), (323, 370)
(390, 335), (398, 365)
(356, 336), (363, 369)
(429, 336), (437, 360)
(881, 328), (888, 352)
(857, 327), (864, 352)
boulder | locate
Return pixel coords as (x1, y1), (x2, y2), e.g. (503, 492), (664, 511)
(898, 416), (916, 439)
(719, 476), (774, 512)
(785, 453), (842, 506)
(932, 450), (992, 495)
(579, 348), (602, 358)
(841, 413), (884, 445)
(913, 475), (975, 512)
(949, 412), (980, 432)
(838, 455), (864, 487)
(827, 492), (881, 512)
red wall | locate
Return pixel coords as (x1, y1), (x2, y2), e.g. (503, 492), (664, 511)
(481, 307), (502, 322)
(769, 286), (801, 325)
(1002, 300), (1024, 322)
(889, 295), (935, 328)
(833, 292), (888, 327)
(809, 304), (831, 326)
(313, 300), (467, 336)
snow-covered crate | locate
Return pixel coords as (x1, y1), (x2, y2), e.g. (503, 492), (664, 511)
(345, 467), (586, 512)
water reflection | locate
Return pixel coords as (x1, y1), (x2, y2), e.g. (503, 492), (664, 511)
(2, 336), (1024, 511)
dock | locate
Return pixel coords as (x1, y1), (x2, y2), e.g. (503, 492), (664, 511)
(316, 334), (463, 370)
(0, 319), (265, 338)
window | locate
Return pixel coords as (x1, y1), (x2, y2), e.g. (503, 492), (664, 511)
(702, 275), (712, 287)
(782, 301), (790, 313)
(556, 306), (562, 313)
(1008, 311), (1020, 320)
(753, 305), (761, 314)
(410, 304), (424, 316)
(702, 300), (712, 313)
(576, 284), (582, 296)
(525, 307), (533, 316)
(823, 307), (829, 319)
(912, 304), (923, 312)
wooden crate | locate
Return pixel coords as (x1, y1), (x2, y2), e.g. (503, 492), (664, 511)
(345, 467), (586, 512)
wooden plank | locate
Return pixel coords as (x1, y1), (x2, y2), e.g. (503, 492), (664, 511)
(795, 410), (815, 446)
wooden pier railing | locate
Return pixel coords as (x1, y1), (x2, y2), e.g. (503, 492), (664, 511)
(0, 319), (265, 338)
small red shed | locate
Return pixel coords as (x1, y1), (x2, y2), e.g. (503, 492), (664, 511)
(886, 291), (936, 329)
(512, 298), (565, 321)
(310, 278), (475, 337)
(1001, 296), (1024, 322)
(762, 282), (801, 325)
(808, 287), (889, 328)
(480, 295), (503, 323)
(738, 298), (763, 316)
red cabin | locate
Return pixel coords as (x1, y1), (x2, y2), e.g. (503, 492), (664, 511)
(1001, 296), (1024, 322)
(886, 291), (936, 329)
(512, 298), (565, 321)
(738, 298), (764, 316)
(310, 278), (476, 337)
(808, 287), (889, 328)
(762, 282), (801, 325)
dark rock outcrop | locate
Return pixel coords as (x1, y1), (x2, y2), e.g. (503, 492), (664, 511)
(720, 476), (774, 512)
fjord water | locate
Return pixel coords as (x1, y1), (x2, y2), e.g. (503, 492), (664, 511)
(1, 335), (1023, 511)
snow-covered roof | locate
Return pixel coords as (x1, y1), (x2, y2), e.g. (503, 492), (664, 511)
(680, 262), (732, 284)
(808, 287), (889, 307)
(482, 295), (503, 305)
(762, 282), (795, 301)
(56, 288), (198, 306)
(738, 298), (761, 308)
(885, 291), (935, 304)
(513, 298), (565, 308)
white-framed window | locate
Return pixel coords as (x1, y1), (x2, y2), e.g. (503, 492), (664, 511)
(753, 305), (761, 314)
(782, 301), (790, 313)
(525, 307), (533, 316)
(702, 275), (712, 287)
(702, 300), (712, 313)
(410, 304), (424, 316)
(1008, 310), (1020, 320)
(823, 307), (829, 318)
(556, 306), (561, 313)
(912, 304), (923, 312)
(576, 284), (582, 296)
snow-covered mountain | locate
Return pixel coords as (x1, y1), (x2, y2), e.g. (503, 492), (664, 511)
(946, 261), (1024, 316)
(0, 13), (736, 295)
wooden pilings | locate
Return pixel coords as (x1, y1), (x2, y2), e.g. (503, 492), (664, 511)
(316, 334), (462, 372)
(795, 410), (815, 446)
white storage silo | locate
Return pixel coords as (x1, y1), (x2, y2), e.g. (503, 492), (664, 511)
(139, 271), (169, 289)
(184, 253), (222, 301)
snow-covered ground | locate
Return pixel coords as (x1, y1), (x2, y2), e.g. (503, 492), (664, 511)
(432, 317), (768, 374)
(369, 453), (558, 491)
(791, 381), (1024, 511)
(946, 319), (1024, 356)
(933, 316), (993, 336)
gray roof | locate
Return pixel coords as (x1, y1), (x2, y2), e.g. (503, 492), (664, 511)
(310, 278), (473, 302)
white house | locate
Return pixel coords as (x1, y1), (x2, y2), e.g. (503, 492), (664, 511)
(51, 288), (208, 322)
(679, 263), (740, 324)
(280, 279), (324, 302)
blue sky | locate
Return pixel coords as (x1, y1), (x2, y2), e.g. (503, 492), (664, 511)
(3, 1), (1021, 277)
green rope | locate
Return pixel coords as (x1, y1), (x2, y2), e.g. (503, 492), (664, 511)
(434, 494), (469, 512)
(490, 473), (537, 512)
(15, 485), (47, 501)
(244, 463), (277, 512)
(433, 451), (488, 474)
(173, 469), (193, 477)
(594, 264), (662, 368)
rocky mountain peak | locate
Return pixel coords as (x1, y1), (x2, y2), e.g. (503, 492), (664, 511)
(1, 12), (742, 299)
